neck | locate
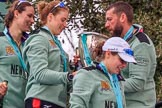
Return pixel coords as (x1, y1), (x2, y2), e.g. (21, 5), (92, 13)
(9, 25), (23, 46)
(121, 24), (132, 38)
(102, 60), (111, 74)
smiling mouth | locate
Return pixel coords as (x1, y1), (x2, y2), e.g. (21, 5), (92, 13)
(108, 29), (112, 33)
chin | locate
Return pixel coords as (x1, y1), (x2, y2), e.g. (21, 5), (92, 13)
(26, 29), (30, 32)
(53, 33), (59, 36)
(115, 70), (120, 74)
(56, 32), (62, 36)
(109, 31), (113, 35)
(24, 28), (30, 32)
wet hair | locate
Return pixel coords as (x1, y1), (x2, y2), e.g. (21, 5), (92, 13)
(4, 0), (33, 27)
(37, 0), (69, 25)
(106, 1), (133, 24)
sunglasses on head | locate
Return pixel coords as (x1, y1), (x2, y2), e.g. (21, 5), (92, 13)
(15, 0), (32, 10)
(50, 2), (65, 13)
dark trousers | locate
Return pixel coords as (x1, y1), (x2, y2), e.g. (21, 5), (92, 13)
(25, 98), (64, 108)
(155, 101), (162, 108)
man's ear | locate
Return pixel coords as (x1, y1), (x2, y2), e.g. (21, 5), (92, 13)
(119, 12), (127, 23)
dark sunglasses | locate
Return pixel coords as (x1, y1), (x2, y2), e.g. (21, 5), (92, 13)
(50, 2), (65, 13)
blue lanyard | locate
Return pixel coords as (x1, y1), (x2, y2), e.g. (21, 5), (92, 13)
(81, 34), (92, 66)
(99, 62), (123, 108)
(42, 26), (67, 72)
(3, 27), (27, 72)
(123, 26), (134, 41)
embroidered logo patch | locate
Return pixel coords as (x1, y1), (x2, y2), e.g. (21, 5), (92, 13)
(6, 46), (15, 55)
(135, 56), (149, 66)
(101, 81), (110, 91)
(49, 40), (56, 47)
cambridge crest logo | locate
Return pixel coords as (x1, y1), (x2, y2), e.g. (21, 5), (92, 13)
(6, 46), (15, 55)
(49, 40), (56, 47)
(101, 80), (110, 91)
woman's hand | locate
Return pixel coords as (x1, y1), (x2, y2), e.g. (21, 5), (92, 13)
(0, 81), (8, 99)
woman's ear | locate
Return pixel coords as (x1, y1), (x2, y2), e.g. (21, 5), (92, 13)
(105, 50), (111, 59)
(14, 10), (19, 18)
(47, 13), (54, 22)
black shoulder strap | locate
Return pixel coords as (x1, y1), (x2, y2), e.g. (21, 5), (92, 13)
(136, 32), (150, 44)
(0, 32), (4, 36)
(83, 62), (104, 73)
(29, 29), (40, 35)
(83, 66), (96, 71)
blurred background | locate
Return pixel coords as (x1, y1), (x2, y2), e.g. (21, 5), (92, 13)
(0, 0), (162, 101)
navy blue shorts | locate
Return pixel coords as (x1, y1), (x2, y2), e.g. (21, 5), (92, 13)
(25, 98), (64, 108)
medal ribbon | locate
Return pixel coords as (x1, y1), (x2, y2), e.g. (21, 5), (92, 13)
(99, 62), (123, 108)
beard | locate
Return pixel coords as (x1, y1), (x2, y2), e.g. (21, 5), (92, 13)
(112, 22), (123, 37)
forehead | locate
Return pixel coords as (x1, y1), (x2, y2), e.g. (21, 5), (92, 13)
(106, 8), (116, 17)
(23, 6), (34, 14)
(56, 10), (69, 18)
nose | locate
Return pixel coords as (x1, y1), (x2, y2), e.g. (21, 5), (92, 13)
(31, 17), (34, 24)
(105, 21), (110, 29)
(121, 61), (127, 68)
(63, 22), (67, 28)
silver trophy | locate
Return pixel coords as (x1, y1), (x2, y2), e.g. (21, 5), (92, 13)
(77, 32), (109, 68)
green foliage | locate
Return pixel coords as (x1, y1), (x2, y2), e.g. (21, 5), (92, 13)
(67, 0), (110, 34)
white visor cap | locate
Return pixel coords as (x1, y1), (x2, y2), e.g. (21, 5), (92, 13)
(102, 37), (137, 63)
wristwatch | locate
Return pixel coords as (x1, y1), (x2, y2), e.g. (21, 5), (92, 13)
(67, 73), (74, 81)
